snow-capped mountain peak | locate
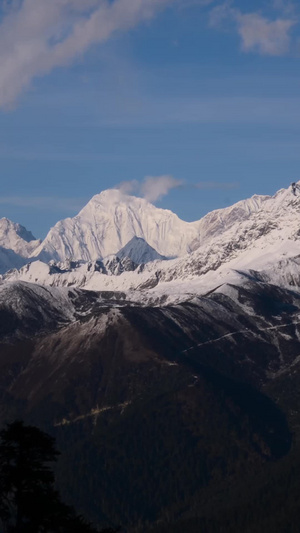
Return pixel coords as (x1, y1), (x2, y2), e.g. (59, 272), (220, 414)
(2, 182), (300, 300)
(31, 186), (279, 266)
(116, 236), (166, 264)
(0, 218), (41, 274)
(0, 217), (40, 254)
(31, 189), (200, 262)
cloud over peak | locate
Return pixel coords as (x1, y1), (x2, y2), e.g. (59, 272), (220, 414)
(117, 175), (183, 202)
(141, 175), (183, 202)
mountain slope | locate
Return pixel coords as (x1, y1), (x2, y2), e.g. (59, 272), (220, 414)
(0, 247), (27, 275)
(0, 277), (298, 528)
(138, 183), (300, 298)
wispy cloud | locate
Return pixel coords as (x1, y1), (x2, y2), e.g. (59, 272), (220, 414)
(0, 196), (86, 212)
(195, 181), (239, 190)
(236, 12), (296, 56)
(0, 0), (174, 108)
(116, 175), (183, 202)
(272, 0), (298, 17)
(95, 96), (300, 126)
(141, 175), (183, 202)
(116, 179), (139, 195)
(210, 3), (297, 56)
(0, 146), (116, 162)
(178, 0), (215, 8)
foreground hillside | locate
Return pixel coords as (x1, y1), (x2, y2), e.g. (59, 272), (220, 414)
(0, 276), (300, 530)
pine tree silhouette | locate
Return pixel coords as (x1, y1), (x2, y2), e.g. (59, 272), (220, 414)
(0, 421), (118, 533)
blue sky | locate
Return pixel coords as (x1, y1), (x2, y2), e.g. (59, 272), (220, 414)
(1, 0), (300, 238)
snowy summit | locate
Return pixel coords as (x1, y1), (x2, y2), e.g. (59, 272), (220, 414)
(1, 182), (300, 303)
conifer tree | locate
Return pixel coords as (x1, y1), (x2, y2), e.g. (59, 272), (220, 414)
(0, 420), (117, 533)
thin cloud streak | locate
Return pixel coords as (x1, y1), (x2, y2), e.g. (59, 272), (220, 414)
(0, 196), (87, 212)
(0, 147), (119, 162)
(93, 96), (300, 126)
(195, 181), (239, 190)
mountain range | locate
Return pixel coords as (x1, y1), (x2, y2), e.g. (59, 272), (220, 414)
(1, 183), (300, 303)
(1, 183), (300, 531)
(0, 186), (271, 268)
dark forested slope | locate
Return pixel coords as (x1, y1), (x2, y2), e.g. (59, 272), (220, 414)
(0, 280), (300, 530)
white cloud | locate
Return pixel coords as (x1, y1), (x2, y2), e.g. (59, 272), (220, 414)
(116, 179), (139, 195)
(209, 3), (297, 56)
(115, 175), (182, 202)
(141, 175), (183, 202)
(236, 12), (296, 56)
(209, 1), (233, 28)
(0, 0), (174, 108)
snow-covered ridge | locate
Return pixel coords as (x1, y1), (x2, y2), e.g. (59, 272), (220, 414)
(1, 186), (268, 273)
(1, 187), (271, 269)
(3, 182), (300, 304)
(1, 183), (300, 301)
(0, 217), (40, 255)
(30, 188), (268, 263)
(0, 218), (41, 274)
